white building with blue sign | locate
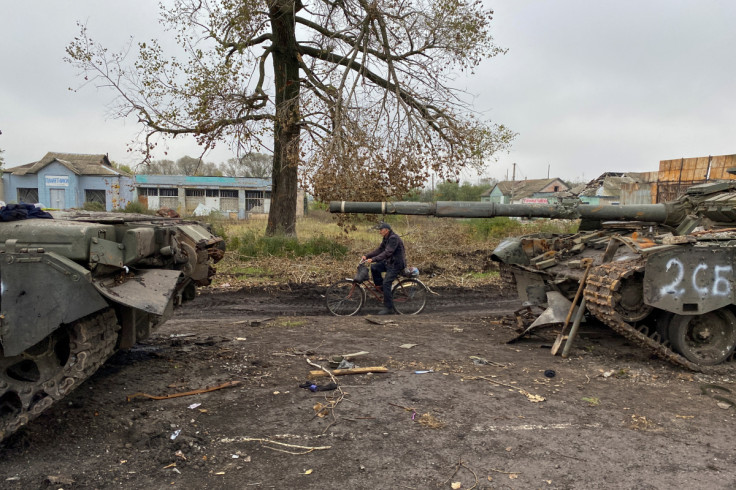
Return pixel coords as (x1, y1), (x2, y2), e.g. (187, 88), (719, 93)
(2, 152), (134, 210)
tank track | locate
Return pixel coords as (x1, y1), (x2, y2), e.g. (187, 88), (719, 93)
(0, 309), (120, 440)
(584, 259), (734, 374)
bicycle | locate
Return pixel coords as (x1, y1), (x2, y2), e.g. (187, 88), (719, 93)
(325, 263), (429, 316)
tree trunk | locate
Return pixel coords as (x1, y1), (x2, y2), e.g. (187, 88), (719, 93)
(266, 0), (301, 237)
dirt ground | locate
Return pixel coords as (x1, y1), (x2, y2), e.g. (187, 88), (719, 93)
(2, 283), (736, 489)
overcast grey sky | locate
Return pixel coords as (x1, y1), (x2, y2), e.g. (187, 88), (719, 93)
(1, 1), (735, 183)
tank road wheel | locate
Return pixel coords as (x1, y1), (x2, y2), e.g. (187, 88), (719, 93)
(613, 273), (653, 323)
(668, 308), (736, 366)
(325, 280), (365, 316)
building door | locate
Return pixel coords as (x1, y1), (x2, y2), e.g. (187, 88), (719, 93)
(49, 188), (66, 209)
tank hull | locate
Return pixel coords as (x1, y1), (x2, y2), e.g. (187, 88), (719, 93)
(329, 181), (736, 371)
(0, 211), (225, 440)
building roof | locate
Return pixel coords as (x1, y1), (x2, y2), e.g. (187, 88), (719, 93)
(573, 172), (644, 197)
(8, 152), (125, 176)
(482, 178), (568, 200)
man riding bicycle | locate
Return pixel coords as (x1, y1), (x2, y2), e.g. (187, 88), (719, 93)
(362, 222), (406, 315)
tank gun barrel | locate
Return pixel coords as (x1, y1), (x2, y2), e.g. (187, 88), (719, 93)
(330, 200), (674, 223)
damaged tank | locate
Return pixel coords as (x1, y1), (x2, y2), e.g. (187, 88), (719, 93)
(0, 208), (225, 440)
(330, 181), (736, 372)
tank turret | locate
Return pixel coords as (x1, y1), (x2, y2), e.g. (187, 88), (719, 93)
(329, 181), (736, 372)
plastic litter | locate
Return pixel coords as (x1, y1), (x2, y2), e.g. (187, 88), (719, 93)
(544, 369), (556, 378)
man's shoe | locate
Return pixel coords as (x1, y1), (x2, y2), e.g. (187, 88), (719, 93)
(377, 307), (394, 315)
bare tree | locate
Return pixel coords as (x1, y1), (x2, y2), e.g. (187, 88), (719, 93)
(136, 156), (222, 175)
(222, 153), (272, 178)
(66, 0), (514, 236)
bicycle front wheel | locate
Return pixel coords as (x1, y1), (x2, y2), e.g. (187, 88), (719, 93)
(325, 280), (365, 316)
(392, 279), (427, 315)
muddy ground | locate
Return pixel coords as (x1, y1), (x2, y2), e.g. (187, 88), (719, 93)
(2, 284), (736, 489)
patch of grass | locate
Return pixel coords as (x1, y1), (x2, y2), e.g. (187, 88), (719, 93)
(581, 396), (600, 406)
(277, 319), (306, 327)
(462, 217), (579, 241)
(230, 230), (348, 259)
(466, 270), (500, 279)
(463, 217), (524, 241)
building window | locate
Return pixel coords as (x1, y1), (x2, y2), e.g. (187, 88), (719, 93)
(553, 185), (560, 192)
(185, 188), (205, 197)
(220, 189), (238, 198)
(138, 187), (159, 196)
(205, 189), (219, 197)
(159, 188), (178, 197)
(85, 189), (106, 206)
(245, 190), (264, 211)
(17, 188), (39, 203)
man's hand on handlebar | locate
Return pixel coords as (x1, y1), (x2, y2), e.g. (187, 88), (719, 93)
(361, 255), (372, 264)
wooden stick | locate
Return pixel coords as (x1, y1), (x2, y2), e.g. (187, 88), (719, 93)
(309, 366), (388, 377)
(126, 380), (241, 401)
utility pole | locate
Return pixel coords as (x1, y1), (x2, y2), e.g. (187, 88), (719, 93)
(547, 163), (550, 179)
(512, 162), (516, 181)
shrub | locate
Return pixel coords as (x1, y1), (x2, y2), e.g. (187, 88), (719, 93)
(82, 201), (105, 212)
(120, 201), (153, 214)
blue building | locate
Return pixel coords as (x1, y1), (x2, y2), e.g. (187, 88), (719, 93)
(134, 174), (279, 220)
(2, 152), (134, 210)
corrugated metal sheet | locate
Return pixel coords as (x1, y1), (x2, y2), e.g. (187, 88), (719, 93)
(656, 154), (736, 202)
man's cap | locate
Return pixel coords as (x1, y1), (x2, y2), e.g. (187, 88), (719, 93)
(376, 222), (392, 230)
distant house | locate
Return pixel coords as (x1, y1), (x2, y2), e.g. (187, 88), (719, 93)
(2, 152), (134, 210)
(570, 172), (659, 205)
(481, 178), (569, 204)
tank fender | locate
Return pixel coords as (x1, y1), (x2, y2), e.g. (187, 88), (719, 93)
(0, 249), (109, 356)
(92, 269), (182, 317)
(491, 238), (531, 266)
(643, 246), (735, 315)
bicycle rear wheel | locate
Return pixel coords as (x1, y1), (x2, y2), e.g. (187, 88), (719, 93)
(392, 279), (427, 315)
(326, 280), (365, 316)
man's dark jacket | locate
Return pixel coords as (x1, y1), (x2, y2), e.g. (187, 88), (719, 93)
(365, 231), (406, 270)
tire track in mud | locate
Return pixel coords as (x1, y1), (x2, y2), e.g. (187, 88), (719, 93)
(180, 284), (520, 319)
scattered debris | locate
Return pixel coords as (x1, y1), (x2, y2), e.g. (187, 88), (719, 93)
(581, 397), (600, 406)
(46, 475), (75, 485)
(469, 356), (506, 367)
(308, 367), (388, 377)
(700, 383), (735, 408)
(399, 343), (418, 349)
(544, 369), (556, 378)
(629, 414), (660, 431)
(468, 375), (545, 403)
(417, 412), (445, 429)
(126, 380), (241, 401)
(299, 381), (338, 392)
(170, 429), (182, 440)
(336, 359), (355, 369)
(442, 460), (479, 489)
(414, 370), (434, 374)
(365, 317), (396, 325)
(220, 436), (331, 455)
(188, 403), (202, 409)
